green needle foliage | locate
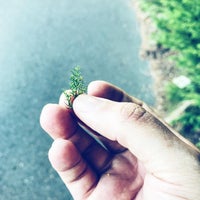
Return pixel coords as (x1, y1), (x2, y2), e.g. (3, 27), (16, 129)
(64, 66), (86, 108)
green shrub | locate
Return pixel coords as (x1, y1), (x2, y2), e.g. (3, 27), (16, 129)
(141, 0), (200, 68)
(171, 105), (200, 145)
(140, 0), (200, 148)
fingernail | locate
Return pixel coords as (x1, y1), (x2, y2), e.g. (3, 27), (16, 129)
(73, 94), (104, 113)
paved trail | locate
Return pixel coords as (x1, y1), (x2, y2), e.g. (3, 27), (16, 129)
(0, 0), (154, 199)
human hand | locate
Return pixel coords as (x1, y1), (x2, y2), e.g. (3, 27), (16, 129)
(40, 81), (200, 200)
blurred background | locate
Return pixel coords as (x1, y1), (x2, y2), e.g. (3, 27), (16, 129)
(0, 0), (154, 199)
(139, 0), (200, 148)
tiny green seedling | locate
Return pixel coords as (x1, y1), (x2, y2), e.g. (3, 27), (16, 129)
(63, 66), (86, 108)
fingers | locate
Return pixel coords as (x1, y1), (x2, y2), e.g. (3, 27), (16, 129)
(85, 81), (135, 153)
(87, 81), (127, 101)
(58, 81), (130, 153)
(87, 80), (142, 105)
(58, 80), (135, 108)
(73, 95), (199, 171)
(40, 104), (77, 139)
(86, 80), (145, 153)
(49, 139), (97, 200)
(73, 95), (162, 159)
(40, 104), (112, 172)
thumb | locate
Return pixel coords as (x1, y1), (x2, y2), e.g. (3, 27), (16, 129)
(73, 95), (198, 172)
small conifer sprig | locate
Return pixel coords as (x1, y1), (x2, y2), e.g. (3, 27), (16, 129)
(64, 66), (86, 108)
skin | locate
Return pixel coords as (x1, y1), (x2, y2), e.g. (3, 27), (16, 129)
(40, 81), (200, 200)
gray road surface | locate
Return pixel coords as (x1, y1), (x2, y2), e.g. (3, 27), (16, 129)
(0, 0), (154, 199)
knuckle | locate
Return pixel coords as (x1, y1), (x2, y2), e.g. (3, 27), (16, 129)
(120, 103), (151, 123)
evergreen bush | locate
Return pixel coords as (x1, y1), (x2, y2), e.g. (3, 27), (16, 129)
(140, 0), (200, 147)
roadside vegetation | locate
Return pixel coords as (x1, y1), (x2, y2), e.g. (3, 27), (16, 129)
(139, 0), (200, 148)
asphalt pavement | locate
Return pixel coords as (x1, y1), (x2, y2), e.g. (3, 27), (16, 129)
(0, 0), (154, 199)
